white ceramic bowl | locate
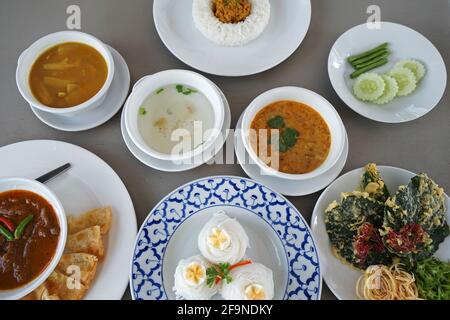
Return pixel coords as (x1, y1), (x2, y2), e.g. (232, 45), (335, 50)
(241, 87), (345, 181)
(16, 31), (115, 116)
(125, 69), (225, 161)
(0, 177), (67, 300)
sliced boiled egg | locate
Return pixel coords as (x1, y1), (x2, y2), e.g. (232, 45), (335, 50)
(183, 262), (206, 287)
(207, 227), (231, 250)
(245, 284), (266, 300)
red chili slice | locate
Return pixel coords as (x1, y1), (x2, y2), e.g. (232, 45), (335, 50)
(354, 223), (385, 266)
(0, 216), (15, 233)
(386, 223), (428, 254)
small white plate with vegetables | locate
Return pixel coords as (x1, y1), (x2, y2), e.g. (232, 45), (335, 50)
(328, 22), (447, 123)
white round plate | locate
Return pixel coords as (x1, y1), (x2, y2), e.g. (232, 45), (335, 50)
(130, 176), (322, 300)
(153, 0), (311, 76)
(328, 22), (447, 123)
(121, 85), (231, 172)
(235, 115), (349, 197)
(0, 140), (137, 300)
(30, 46), (130, 131)
(311, 166), (450, 300)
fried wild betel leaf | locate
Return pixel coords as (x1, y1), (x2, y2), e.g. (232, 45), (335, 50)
(360, 163), (390, 203)
(382, 173), (449, 262)
(325, 192), (392, 269)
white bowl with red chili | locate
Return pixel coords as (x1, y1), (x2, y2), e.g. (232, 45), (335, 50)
(0, 177), (67, 300)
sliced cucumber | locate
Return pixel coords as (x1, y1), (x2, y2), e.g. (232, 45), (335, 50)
(373, 75), (399, 105)
(353, 73), (385, 102)
(388, 67), (417, 97)
(394, 59), (426, 81)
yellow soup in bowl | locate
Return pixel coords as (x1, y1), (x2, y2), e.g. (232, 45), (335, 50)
(29, 42), (108, 108)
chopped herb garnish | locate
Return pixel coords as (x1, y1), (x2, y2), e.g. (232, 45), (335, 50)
(278, 140), (288, 153)
(206, 260), (252, 288)
(267, 115), (285, 129)
(139, 107), (147, 116)
(207, 263), (232, 288)
(176, 84), (198, 95)
(206, 266), (219, 288)
(282, 127), (299, 148)
(155, 88), (164, 94)
(267, 116), (299, 152)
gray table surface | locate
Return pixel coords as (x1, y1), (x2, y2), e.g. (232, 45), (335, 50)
(0, 0), (449, 300)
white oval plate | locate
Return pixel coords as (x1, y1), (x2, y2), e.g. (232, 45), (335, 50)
(0, 140), (137, 300)
(121, 84), (231, 172)
(130, 176), (322, 300)
(153, 0), (311, 77)
(30, 46), (130, 131)
(311, 166), (450, 300)
(328, 22), (447, 123)
(234, 114), (349, 196)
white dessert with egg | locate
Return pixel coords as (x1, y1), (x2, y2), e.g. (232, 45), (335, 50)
(220, 263), (274, 300)
(173, 255), (218, 300)
(198, 211), (250, 265)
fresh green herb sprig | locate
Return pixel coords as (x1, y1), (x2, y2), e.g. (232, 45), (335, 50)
(206, 260), (252, 288)
(414, 258), (450, 300)
(176, 85), (197, 95)
(267, 116), (299, 152)
(206, 263), (232, 288)
(267, 115), (284, 129)
(206, 263), (233, 288)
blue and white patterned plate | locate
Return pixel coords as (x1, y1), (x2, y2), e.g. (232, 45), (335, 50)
(130, 176), (322, 300)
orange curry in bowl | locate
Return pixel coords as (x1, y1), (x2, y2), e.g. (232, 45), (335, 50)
(0, 190), (60, 290)
(250, 100), (331, 174)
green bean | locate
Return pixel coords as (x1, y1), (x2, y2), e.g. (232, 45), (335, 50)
(351, 49), (389, 67)
(350, 58), (388, 79)
(14, 214), (34, 240)
(348, 42), (389, 63)
(354, 52), (390, 69)
(0, 224), (14, 241)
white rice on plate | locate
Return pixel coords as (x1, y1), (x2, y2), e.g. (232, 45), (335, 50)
(192, 0), (271, 47)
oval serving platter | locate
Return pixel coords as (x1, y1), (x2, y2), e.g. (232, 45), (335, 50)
(130, 176), (322, 300)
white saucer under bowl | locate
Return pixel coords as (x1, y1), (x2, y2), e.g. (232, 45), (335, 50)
(30, 45), (130, 132)
(121, 85), (231, 172)
(235, 115), (348, 197)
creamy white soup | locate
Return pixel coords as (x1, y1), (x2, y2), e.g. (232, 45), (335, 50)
(137, 84), (215, 155)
